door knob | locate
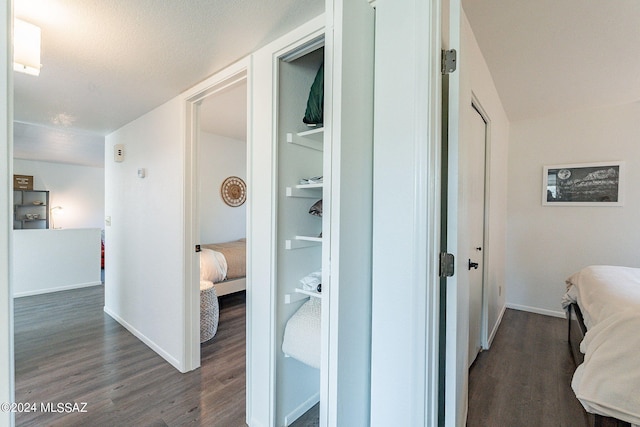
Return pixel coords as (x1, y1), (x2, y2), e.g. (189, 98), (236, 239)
(468, 259), (479, 270)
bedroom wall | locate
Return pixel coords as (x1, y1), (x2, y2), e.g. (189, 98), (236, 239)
(459, 10), (509, 345)
(506, 101), (640, 316)
(13, 159), (104, 229)
(198, 132), (246, 244)
(104, 97), (186, 370)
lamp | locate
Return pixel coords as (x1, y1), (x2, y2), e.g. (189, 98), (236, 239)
(50, 206), (63, 229)
(14, 18), (41, 76)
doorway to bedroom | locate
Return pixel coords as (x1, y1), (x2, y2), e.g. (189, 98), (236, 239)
(188, 68), (248, 420)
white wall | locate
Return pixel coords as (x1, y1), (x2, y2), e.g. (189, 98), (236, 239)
(506, 101), (640, 316)
(104, 97), (186, 370)
(198, 132), (246, 244)
(13, 229), (102, 297)
(13, 159), (104, 229)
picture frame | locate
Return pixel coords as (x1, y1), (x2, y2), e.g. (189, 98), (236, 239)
(543, 161), (624, 206)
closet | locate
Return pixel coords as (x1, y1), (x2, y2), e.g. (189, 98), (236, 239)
(248, 5), (375, 425)
(275, 43), (326, 425)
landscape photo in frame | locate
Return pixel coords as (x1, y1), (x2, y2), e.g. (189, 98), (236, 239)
(543, 161), (624, 206)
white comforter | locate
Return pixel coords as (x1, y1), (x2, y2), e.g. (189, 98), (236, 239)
(564, 265), (640, 424)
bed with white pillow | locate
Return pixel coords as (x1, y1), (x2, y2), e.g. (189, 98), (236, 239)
(199, 238), (246, 296)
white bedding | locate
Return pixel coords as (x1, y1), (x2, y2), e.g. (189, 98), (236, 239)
(199, 248), (228, 283)
(563, 265), (640, 424)
(282, 297), (321, 369)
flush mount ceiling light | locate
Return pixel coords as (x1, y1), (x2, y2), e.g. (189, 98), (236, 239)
(14, 18), (41, 76)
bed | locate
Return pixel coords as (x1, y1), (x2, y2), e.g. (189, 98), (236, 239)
(563, 265), (640, 427)
(199, 238), (246, 296)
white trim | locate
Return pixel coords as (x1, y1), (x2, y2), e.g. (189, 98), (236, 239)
(13, 281), (102, 298)
(370, 0), (441, 424)
(182, 59), (250, 375)
(248, 15), (326, 427)
(486, 304), (506, 348)
(103, 306), (183, 371)
(506, 303), (565, 319)
(471, 93), (491, 351)
(2, 3), (15, 426)
(283, 392), (320, 426)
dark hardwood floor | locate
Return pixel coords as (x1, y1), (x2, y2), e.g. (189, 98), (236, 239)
(14, 285), (246, 427)
(467, 308), (592, 427)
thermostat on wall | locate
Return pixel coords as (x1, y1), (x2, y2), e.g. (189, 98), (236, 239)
(114, 144), (125, 162)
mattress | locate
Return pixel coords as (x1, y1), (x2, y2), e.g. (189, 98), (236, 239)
(563, 265), (640, 425)
(202, 238), (246, 280)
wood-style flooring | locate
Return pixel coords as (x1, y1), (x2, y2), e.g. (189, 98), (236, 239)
(467, 308), (592, 427)
(14, 285), (246, 427)
(14, 290), (592, 426)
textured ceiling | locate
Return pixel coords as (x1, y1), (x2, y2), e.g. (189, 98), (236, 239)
(14, 1), (640, 167)
(13, 0), (323, 166)
(463, 0), (640, 122)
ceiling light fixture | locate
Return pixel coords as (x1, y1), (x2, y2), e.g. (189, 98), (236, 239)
(13, 18), (41, 76)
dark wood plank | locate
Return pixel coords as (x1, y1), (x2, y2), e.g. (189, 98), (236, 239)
(14, 285), (247, 427)
(468, 309), (592, 427)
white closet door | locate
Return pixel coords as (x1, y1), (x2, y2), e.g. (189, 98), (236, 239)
(467, 104), (486, 368)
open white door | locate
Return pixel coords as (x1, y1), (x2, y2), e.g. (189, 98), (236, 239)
(371, 0), (443, 425)
(442, 0), (470, 425)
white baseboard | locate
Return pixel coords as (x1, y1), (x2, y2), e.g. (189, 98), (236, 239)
(486, 304), (506, 348)
(284, 391), (320, 426)
(506, 303), (565, 318)
(13, 281), (103, 298)
(103, 306), (183, 372)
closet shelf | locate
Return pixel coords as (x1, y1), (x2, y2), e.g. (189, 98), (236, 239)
(284, 287), (323, 304)
(287, 127), (324, 151)
(285, 235), (323, 250)
(286, 183), (323, 198)
(295, 287), (322, 299)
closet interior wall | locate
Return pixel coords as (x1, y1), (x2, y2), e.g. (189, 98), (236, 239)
(276, 46), (325, 425)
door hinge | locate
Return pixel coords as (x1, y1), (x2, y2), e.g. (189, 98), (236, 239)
(439, 252), (455, 278)
(441, 49), (457, 74)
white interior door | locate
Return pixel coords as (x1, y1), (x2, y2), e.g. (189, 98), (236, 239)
(467, 103), (486, 367)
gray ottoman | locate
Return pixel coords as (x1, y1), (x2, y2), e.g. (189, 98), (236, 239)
(200, 280), (219, 343)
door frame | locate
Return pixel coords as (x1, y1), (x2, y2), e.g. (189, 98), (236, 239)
(470, 93), (491, 350)
(370, 0), (442, 425)
(182, 59), (249, 373)
(1, 3), (15, 426)
(246, 15), (326, 427)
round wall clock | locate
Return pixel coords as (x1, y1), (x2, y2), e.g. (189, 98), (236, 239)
(221, 176), (247, 207)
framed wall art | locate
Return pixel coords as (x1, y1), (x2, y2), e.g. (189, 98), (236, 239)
(543, 161), (624, 206)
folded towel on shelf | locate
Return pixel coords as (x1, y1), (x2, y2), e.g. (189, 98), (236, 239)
(300, 271), (322, 291)
(299, 176), (323, 185)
